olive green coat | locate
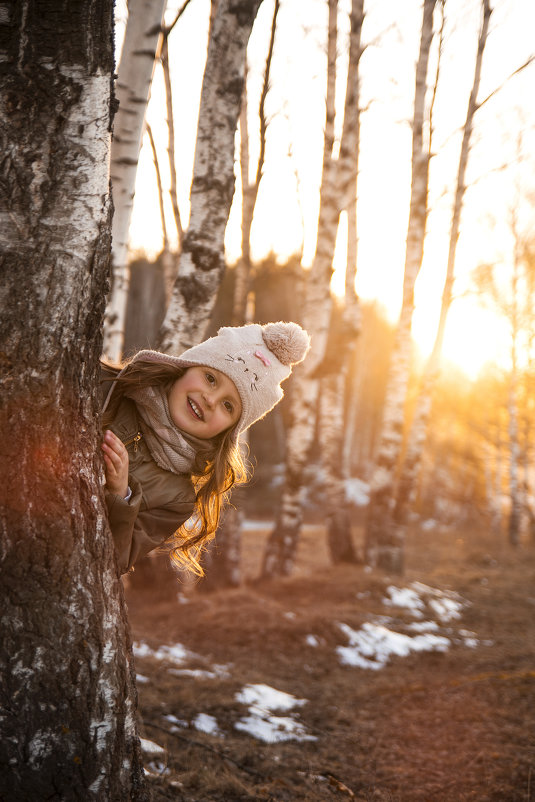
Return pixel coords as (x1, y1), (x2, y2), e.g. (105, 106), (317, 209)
(102, 370), (195, 574)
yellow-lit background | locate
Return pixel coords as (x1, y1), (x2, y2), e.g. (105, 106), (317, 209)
(119, 0), (535, 379)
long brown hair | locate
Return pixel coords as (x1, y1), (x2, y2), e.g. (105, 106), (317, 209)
(102, 359), (248, 576)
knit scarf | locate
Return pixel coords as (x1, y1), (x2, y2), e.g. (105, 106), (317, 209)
(125, 383), (213, 476)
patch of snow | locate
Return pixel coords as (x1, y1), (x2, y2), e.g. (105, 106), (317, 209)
(235, 712), (316, 743)
(140, 737), (166, 758)
(236, 684), (306, 712)
(168, 668), (219, 680)
(283, 611), (297, 620)
(163, 714), (188, 731)
(429, 597), (463, 621)
(407, 620), (440, 633)
(345, 478), (370, 506)
(133, 641), (199, 665)
(383, 582), (466, 623)
(136, 674), (150, 684)
(421, 518), (437, 531)
(235, 683), (315, 743)
(193, 713), (222, 736)
(384, 586), (425, 617)
(337, 622), (450, 670)
(306, 635), (320, 647)
(176, 593), (190, 604)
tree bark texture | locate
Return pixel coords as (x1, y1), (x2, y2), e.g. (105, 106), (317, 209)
(364, 0), (436, 575)
(393, 0), (491, 531)
(0, 4), (147, 799)
(261, 0), (339, 578)
(158, 0), (264, 355)
(103, 0), (167, 363)
(320, 0), (363, 565)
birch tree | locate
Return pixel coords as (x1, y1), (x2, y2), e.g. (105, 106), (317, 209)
(103, 0), (167, 363)
(0, 3), (147, 799)
(393, 0), (492, 530)
(319, 0), (364, 564)
(202, 0), (279, 591)
(158, 0), (264, 354)
(364, 0), (437, 574)
(262, 0), (367, 578)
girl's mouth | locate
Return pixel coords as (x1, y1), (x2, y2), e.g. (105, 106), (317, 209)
(188, 398), (204, 421)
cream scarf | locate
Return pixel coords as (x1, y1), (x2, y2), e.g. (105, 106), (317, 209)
(125, 383), (213, 475)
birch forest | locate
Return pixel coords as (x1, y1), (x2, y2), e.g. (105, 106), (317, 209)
(2, 0), (535, 799)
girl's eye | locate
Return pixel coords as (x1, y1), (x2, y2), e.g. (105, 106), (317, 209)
(224, 401), (234, 414)
(205, 373), (216, 385)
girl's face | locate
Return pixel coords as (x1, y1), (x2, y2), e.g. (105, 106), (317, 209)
(168, 366), (242, 439)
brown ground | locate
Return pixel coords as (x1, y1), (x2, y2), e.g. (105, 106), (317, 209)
(125, 522), (535, 801)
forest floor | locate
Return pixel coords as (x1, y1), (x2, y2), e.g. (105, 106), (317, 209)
(125, 519), (535, 802)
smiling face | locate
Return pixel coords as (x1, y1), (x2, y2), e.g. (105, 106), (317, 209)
(168, 366), (242, 440)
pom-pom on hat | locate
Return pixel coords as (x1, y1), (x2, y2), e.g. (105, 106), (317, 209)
(131, 322), (310, 437)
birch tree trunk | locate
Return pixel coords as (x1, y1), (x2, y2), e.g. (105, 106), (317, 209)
(203, 1), (278, 591)
(261, 0), (339, 578)
(102, 0), (167, 363)
(320, 0), (364, 565)
(364, 0), (436, 575)
(0, 3), (147, 799)
(393, 0), (491, 530)
(158, 0), (264, 354)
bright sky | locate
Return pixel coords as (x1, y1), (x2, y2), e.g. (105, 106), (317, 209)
(120, 0), (535, 380)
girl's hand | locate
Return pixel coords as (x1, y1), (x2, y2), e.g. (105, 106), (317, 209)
(102, 430), (129, 498)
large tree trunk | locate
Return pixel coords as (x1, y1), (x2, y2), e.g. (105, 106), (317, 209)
(261, 0), (339, 579)
(158, 0), (264, 354)
(0, 4), (147, 799)
(364, 0), (436, 575)
(393, 0), (492, 530)
(103, 0), (167, 363)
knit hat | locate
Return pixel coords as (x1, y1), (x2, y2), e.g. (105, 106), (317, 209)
(130, 322), (310, 437)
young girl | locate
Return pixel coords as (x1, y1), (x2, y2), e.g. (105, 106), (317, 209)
(101, 321), (310, 576)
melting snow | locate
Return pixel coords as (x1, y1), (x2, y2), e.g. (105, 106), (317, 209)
(383, 582), (466, 622)
(337, 622), (450, 670)
(235, 683), (316, 743)
(133, 641), (197, 664)
(139, 738), (166, 757)
(193, 713), (222, 736)
(345, 478), (370, 506)
(306, 635), (320, 647)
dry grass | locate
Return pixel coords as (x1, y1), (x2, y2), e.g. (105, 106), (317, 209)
(125, 522), (535, 801)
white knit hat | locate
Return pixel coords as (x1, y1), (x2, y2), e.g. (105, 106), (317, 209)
(131, 322), (310, 436)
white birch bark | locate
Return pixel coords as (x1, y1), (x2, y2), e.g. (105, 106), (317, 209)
(320, 0), (364, 564)
(102, 0), (167, 362)
(158, 0), (263, 354)
(261, 0), (341, 578)
(0, 4), (146, 798)
(364, 0), (436, 574)
(393, 0), (491, 530)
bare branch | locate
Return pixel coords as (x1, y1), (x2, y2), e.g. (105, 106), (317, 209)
(146, 123), (169, 251)
(477, 54), (535, 110)
(161, 36), (184, 247)
(163, 0), (195, 36)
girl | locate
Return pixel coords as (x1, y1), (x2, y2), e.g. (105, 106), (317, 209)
(101, 321), (310, 576)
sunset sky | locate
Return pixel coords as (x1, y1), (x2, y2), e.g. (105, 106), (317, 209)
(119, 0), (535, 379)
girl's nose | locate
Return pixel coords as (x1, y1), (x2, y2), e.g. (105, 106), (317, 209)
(203, 391), (215, 409)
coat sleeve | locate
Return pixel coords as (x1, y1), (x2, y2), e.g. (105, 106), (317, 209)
(105, 478), (194, 575)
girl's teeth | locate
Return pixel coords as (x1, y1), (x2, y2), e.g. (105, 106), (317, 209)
(190, 399), (202, 419)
